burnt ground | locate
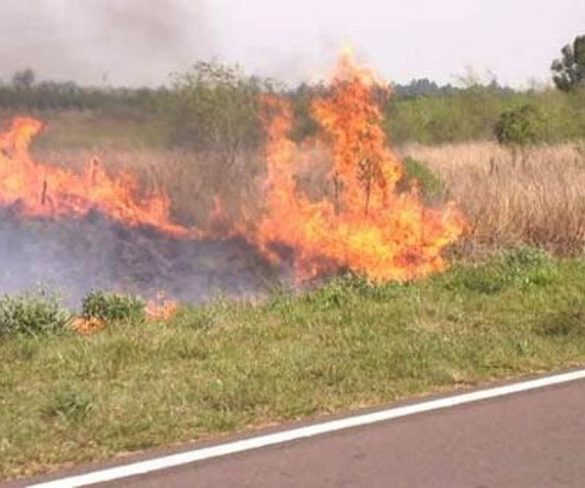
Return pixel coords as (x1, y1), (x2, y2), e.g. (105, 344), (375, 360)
(0, 208), (278, 306)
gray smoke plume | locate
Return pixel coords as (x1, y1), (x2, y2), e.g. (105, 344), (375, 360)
(0, 207), (277, 308)
(0, 0), (218, 86)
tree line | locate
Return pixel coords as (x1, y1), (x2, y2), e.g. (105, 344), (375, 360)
(0, 34), (583, 147)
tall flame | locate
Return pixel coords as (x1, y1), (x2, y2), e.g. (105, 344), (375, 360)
(0, 52), (466, 286)
(0, 117), (187, 236)
(255, 52), (466, 281)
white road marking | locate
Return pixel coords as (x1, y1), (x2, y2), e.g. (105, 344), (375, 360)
(28, 368), (585, 488)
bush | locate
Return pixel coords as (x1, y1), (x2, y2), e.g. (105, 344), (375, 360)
(494, 104), (546, 146)
(400, 157), (446, 203)
(81, 291), (145, 322)
(162, 61), (273, 159)
(0, 288), (71, 337)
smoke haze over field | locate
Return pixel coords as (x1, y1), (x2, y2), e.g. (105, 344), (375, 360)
(0, 0), (217, 87)
(0, 1), (584, 87)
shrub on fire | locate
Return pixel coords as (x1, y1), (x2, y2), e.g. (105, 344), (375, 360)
(81, 290), (145, 323)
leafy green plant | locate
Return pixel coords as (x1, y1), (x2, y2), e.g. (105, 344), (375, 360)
(0, 288), (71, 337)
(81, 291), (145, 322)
(400, 157), (446, 202)
(494, 104), (545, 146)
(163, 61), (274, 159)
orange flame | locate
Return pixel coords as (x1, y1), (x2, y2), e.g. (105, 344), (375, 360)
(0, 52), (465, 286)
(71, 316), (106, 335)
(0, 117), (187, 236)
(254, 52), (466, 281)
(146, 291), (179, 321)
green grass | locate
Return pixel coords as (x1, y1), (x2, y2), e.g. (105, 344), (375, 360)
(2, 248), (585, 480)
(27, 110), (165, 151)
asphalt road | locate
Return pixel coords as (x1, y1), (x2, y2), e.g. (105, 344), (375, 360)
(9, 376), (585, 487)
(106, 380), (585, 488)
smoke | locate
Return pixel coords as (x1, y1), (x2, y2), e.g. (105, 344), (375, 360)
(0, 210), (274, 307)
(0, 0), (218, 87)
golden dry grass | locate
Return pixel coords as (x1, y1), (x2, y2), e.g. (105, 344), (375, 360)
(35, 140), (585, 255)
(405, 142), (585, 254)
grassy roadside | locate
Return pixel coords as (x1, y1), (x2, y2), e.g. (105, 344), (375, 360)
(2, 248), (585, 480)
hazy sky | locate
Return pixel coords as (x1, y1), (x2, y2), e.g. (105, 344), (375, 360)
(0, 0), (583, 88)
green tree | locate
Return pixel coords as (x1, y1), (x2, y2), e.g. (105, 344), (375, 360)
(551, 35), (585, 91)
(494, 104), (545, 147)
(163, 60), (274, 165)
(11, 68), (35, 90)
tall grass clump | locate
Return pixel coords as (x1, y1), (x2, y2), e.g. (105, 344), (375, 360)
(0, 288), (71, 337)
(41, 386), (95, 423)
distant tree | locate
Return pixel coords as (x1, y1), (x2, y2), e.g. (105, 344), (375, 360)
(393, 78), (457, 98)
(11, 68), (35, 89)
(551, 35), (585, 91)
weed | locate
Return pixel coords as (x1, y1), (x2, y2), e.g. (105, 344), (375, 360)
(407, 142), (585, 254)
(81, 291), (145, 322)
(0, 288), (71, 337)
(400, 157), (446, 203)
(42, 386), (95, 423)
(3, 254), (585, 480)
(534, 302), (585, 337)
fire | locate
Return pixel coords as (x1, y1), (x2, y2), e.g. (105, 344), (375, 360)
(254, 51), (466, 281)
(146, 292), (179, 321)
(71, 293), (178, 335)
(71, 316), (106, 335)
(0, 52), (465, 287)
(0, 117), (187, 236)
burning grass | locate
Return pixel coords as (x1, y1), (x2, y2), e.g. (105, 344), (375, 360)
(2, 249), (585, 480)
(0, 52), (465, 302)
(0, 208), (274, 306)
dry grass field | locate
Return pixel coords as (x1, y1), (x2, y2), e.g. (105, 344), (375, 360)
(35, 137), (585, 258)
(405, 142), (585, 255)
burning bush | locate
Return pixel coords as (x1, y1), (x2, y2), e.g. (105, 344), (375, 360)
(81, 291), (145, 323)
(253, 51), (466, 282)
(0, 51), (466, 301)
